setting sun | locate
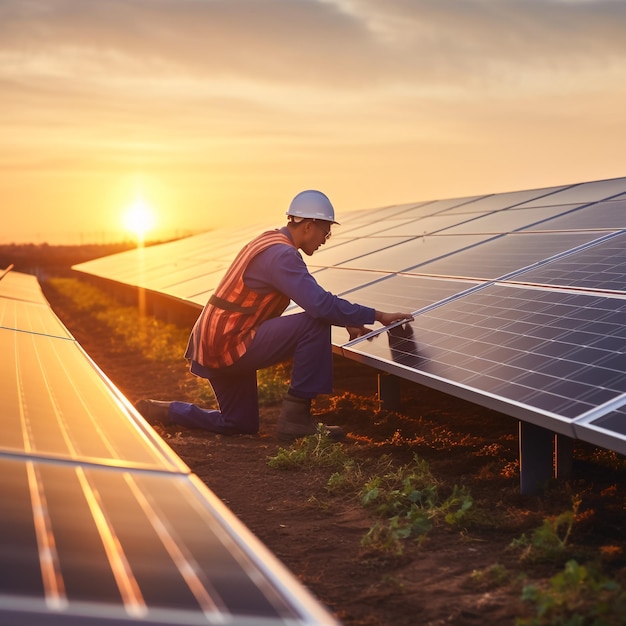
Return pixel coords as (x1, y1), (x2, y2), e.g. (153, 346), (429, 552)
(123, 196), (156, 243)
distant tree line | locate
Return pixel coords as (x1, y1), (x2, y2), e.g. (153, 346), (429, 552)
(0, 243), (139, 278)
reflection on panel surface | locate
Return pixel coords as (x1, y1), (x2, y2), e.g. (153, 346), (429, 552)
(526, 199), (626, 232)
(345, 283), (626, 425)
(72, 176), (626, 460)
(0, 328), (181, 469)
(334, 274), (478, 315)
(0, 459), (302, 623)
(414, 232), (605, 280)
(516, 232), (626, 292)
(339, 234), (489, 272)
(0, 271), (339, 626)
(515, 178), (626, 207)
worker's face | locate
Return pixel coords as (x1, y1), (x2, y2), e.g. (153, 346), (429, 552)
(301, 219), (332, 256)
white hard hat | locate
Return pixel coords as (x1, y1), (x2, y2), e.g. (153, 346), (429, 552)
(286, 190), (339, 224)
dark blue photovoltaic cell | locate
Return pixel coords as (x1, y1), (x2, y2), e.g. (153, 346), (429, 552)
(590, 405), (626, 436)
(436, 184), (567, 215)
(0, 271), (341, 626)
(333, 274), (478, 319)
(412, 232), (603, 279)
(307, 268), (390, 297)
(516, 178), (626, 207)
(320, 274), (478, 346)
(525, 199), (626, 231)
(438, 204), (585, 235)
(515, 232), (626, 292)
(72, 175), (626, 460)
(346, 284), (626, 421)
(339, 234), (488, 272)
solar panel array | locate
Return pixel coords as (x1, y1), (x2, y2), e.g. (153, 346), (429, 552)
(73, 177), (626, 458)
(0, 269), (339, 625)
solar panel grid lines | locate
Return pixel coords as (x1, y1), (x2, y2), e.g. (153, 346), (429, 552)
(515, 230), (626, 293)
(0, 272), (341, 626)
(431, 184), (570, 216)
(344, 282), (626, 428)
(407, 231), (608, 281)
(2, 329), (185, 471)
(70, 175), (626, 481)
(514, 177), (626, 207)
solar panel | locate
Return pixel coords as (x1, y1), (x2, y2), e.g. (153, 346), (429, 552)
(343, 284), (626, 439)
(72, 175), (626, 493)
(0, 271), (340, 625)
(409, 232), (604, 279)
(516, 231), (626, 292)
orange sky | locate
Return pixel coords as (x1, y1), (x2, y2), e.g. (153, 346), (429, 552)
(2, 0), (626, 244)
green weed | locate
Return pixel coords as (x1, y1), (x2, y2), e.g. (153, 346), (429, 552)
(511, 496), (581, 564)
(360, 454), (473, 554)
(517, 559), (626, 626)
(267, 427), (349, 470)
(469, 564), (510, 590)
(326, 460), (364, 493)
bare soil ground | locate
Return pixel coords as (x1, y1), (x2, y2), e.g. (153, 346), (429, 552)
(42, 275), (626, 626)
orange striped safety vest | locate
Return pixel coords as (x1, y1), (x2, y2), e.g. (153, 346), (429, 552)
(186, 230), (294, 368)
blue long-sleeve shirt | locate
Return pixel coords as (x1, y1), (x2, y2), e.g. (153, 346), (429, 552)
(243, 227), (376, 328)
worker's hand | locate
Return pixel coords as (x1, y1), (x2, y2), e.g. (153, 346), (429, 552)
(346, 325), (372, 341)
(375, 311), (414, 327)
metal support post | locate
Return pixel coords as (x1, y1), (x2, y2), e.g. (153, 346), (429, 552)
(378, 373), (401, 411)
(519, 421), (555, 496)
(555, 434), (574, 480)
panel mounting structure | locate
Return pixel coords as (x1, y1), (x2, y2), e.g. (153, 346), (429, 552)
(73, 177), (626, 493)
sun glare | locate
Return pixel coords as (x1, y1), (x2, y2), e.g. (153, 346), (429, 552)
(123, 196), (156, 243)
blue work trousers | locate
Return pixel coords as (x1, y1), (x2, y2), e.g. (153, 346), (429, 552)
(169, 312), (333, 434)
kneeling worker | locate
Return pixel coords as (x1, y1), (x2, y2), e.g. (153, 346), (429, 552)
(137, 190), (412, 441)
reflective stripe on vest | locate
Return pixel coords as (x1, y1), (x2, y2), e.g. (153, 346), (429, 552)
(187, 230), (294, 368)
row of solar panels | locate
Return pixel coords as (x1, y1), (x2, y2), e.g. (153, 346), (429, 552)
(73, 177), (626, 460)
(0, 269), (339, 625)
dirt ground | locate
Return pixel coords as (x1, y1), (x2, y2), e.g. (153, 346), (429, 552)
(42, 276), (626, 626)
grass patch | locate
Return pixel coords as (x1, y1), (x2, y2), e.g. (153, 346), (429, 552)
(359, 454), (473, 554)
(469, 563), (511, 591)
(267, 427), (350, 470)
(518, 559), (626, 626)
(47, 277), (288, 406)
(269, 442), (475, 555)
(510, 496), (581, 565)
(47, 277), (188, 361)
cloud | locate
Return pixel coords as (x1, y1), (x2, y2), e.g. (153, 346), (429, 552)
(2, 0), (626, 241)
(2, 0), (626, 96)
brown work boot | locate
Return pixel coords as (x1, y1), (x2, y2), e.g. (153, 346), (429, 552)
(277, 394), (345, 442)
(135, 399), (171, 425)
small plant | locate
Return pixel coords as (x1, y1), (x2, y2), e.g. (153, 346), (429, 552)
(469, 564), (510, 590)
(361, 519), (416, 556)
(517, 559), (626, 626)
(360, 454), (473, 554)
(267, 427), (349, 470)
(511, 496), (581, 564)
(326, 460), (363, 493)
(440, 484), (475, 525)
